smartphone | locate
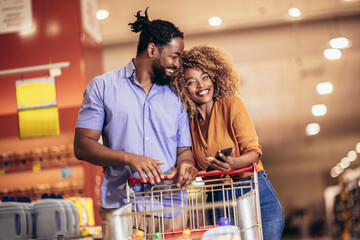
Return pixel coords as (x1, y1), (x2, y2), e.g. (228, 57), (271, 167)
(206, 147), (233, 172)
(214, 147), (233, 162)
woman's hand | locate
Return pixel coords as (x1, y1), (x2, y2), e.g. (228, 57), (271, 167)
(206, 148), (235, 171)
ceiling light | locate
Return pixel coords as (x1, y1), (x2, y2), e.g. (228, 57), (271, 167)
(330, 167), (339, 178)
(348, 150), (357, 161)
(323, 48), (342, 60)
(96, 10), (109, 20)
(331, 165), (343, 177)
(317, 82), (333, 95)
(340, 157), (350, 168)
(209, 17), (222, 27)
(305, 123), (320, 136)
(288, 8), (301, 18)
(356, 142), (360, 153)
(330, 37), (349, 49)
(312, 104), (327, 116)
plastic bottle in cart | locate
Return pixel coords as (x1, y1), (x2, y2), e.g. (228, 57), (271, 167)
(153, 232), (162, 240)
(180, 229), (192, 240)
(201, 217), (241, 240)
(132, 230), (144, 239)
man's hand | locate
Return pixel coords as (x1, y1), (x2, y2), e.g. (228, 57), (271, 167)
(168, 147), (198, 189)
(125, 154), (165, 185)
(168, 160), (198, 189)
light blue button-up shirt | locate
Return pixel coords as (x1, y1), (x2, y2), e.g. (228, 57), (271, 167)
(76, 60), (191, 211)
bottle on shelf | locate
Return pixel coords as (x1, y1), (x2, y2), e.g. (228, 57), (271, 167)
(0, 196), (27, 240)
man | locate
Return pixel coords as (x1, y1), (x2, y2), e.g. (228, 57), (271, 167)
(74, 8), (198, 239)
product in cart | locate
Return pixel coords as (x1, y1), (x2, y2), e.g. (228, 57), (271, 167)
(153, 232), (162, 239)
(201, 217), (240, 240)
(132, 230), (145, 239)
(110, 164), (263, 240)
(181, 229), (192, 240)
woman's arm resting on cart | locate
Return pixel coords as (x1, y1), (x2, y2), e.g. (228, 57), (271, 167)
(168, 147), (198, 190)
(74, 128), (165, 184)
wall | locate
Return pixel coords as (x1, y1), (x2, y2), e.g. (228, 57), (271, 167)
(0, 0), (103, 225)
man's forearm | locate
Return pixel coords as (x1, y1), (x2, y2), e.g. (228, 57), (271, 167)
(176, 147), (195, 166)
(74, 137), (131, 167)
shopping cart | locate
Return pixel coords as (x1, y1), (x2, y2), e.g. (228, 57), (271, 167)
(109, 163), (263, 240)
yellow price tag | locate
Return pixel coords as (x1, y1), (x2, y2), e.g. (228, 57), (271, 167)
(0, 169), (5, 175)
(33, 163), (41, 172)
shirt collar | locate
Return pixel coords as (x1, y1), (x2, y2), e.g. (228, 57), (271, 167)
(125, 59), (136, 81)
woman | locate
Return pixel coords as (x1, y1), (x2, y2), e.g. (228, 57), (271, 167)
(171, 45), (284, 240)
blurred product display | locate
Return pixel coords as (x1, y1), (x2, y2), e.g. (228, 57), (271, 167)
(0, 194), (100, 239)
(326, 167), (360, 239)
(0, 144), (83, 201)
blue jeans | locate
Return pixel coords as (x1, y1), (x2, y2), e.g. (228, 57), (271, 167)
(206, 171), (285, 240)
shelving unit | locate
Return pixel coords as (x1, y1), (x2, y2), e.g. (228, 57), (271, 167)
(0, 144), (85, 201)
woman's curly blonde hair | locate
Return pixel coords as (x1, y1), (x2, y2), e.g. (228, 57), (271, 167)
(171, 45), (241, 118)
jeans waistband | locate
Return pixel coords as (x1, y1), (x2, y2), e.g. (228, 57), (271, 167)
(235, 170), (267, 182)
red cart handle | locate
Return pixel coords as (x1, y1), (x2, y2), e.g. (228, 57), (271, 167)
(128, 163), (256, 187)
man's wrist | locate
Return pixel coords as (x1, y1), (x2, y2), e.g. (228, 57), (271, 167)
(178, 159), (195, 166)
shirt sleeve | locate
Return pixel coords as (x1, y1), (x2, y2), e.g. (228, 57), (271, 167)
(231, 97), (262, 157)
(75, 77), (105, 130)
(176, 103), (191, 147)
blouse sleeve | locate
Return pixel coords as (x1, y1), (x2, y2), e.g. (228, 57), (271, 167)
(231, 97), (262, 157)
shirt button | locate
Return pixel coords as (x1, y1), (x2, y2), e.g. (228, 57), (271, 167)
(146, 137), (149, 140)
(145, 119), (148, 122)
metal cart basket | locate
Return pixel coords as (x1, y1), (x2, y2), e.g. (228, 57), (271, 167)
(109, 163), (263, 240)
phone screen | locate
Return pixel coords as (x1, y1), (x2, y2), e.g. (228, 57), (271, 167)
(206, 147), (233, 172)
(214, 147), (233, 162)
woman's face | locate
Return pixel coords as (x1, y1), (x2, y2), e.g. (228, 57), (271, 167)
(184, 68), (214, 106)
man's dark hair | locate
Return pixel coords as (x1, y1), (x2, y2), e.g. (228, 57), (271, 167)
(129, 8), (184, 55)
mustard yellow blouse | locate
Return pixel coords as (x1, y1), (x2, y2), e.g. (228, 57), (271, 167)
(189, 96), (264, 179)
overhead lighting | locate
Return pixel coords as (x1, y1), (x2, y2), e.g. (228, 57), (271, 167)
(288, 8), (301, 18)
(96, 10), (109, 20)
(317, 82), (333, 95)
(330, 165), (343, 178)
(330, 37), (350, 49)
(209, 16), (222, 27)
(348, 150), (357, 161)
(312, 104), (327, 116)
(340, 157), (350, 168)
(305, 123), (320, 136)
(323, 48), (342, 60)
(356, 142), (360, 153)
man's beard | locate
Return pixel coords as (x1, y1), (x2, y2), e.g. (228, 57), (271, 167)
(152, 59), (172, 86)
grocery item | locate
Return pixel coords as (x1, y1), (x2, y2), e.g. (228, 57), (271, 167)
(132, 230), (144, 239)
(201, 217), (241, 240)
(33, 198), (67, 238)
(0, 201), (27, 240)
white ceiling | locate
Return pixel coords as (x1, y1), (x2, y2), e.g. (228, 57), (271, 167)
(98, 0), (360, 45)
(97, 0), (360, 207)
